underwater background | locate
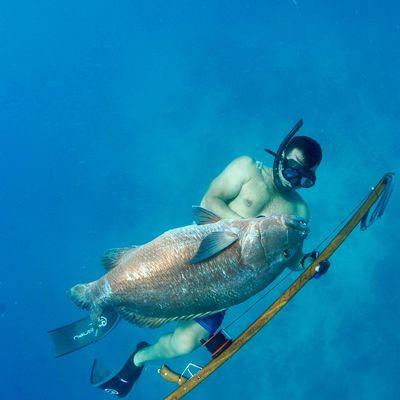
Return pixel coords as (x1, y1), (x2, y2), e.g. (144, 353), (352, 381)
(1, 1), (399, 399)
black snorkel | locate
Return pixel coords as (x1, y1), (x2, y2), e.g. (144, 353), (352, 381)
(264, 119), (304, 193)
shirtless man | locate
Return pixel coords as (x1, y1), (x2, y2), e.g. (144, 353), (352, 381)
(93, 122), (330, 396)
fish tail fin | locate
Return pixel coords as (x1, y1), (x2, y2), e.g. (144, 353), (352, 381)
(68, 282), (94, 310)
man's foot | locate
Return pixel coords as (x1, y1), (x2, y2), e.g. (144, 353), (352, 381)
(133, 342), (148, 367)
(90, 341), (150, 397)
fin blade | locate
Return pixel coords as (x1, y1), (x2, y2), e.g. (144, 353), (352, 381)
(192, 206), (221, 225)
(101, 246), (139, 271)
(48, 308), (120, 358)
(90, 359), (112, 386)
(191, 231), (238, 264)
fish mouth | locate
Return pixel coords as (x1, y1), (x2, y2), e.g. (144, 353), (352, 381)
(285, 217), (310, 235)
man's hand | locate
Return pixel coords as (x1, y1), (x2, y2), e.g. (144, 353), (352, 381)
(313, 260), (330, 279)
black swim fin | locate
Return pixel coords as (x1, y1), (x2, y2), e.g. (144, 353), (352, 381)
(48, 308), (120, 357)
(90, 341), (150, 397)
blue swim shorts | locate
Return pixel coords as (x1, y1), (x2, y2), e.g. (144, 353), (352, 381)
(195, 310), (226, 336)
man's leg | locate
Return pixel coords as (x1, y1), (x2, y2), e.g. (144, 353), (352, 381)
(133, 320), (209, 366)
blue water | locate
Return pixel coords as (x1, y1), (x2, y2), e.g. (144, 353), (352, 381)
(1, 1), (399, 399)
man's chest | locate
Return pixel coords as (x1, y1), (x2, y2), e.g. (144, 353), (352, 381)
(229, 179), (270, 216)
(232, 177), (307, 219)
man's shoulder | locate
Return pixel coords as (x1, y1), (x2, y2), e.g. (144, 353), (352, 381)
(228, 155), (259, 170)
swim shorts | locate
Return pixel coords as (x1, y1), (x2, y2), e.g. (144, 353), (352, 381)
(195, 310), (226, 336)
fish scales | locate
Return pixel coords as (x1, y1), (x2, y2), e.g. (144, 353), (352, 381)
(103, 222), (244, 316)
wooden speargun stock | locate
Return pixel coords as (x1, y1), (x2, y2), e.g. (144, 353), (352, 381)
(163, 173), (394, 400)
(159, 365), (187, 386)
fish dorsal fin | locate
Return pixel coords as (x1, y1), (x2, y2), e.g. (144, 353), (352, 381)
(101, 246), (140, 271)
(192, 206), (221, 225)
(191, 231), (238, 264)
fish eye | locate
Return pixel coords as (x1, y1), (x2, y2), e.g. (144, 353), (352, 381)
(283, 249), (290, 258)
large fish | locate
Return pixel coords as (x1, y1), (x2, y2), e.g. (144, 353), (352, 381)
(69, 207), (308, 328)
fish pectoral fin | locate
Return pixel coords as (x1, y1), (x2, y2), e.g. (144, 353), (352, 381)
(192, 206), (221, 225)
(101, 246), (140, 271)
(191, 231), (239, 264)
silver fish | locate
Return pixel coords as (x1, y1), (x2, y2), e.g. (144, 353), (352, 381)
(69, 207), (308, 328)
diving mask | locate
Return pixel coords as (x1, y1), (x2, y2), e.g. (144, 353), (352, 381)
(281, 158), (316, 188)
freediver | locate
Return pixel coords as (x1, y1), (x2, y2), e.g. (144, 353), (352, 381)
(92, 120), (330, 397)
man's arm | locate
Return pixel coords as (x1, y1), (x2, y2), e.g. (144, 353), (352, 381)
(200, 156), (254, 219)
(297, 201), (310, 222)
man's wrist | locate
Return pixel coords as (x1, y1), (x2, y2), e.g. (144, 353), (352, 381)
(300, 251), (319, 269)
